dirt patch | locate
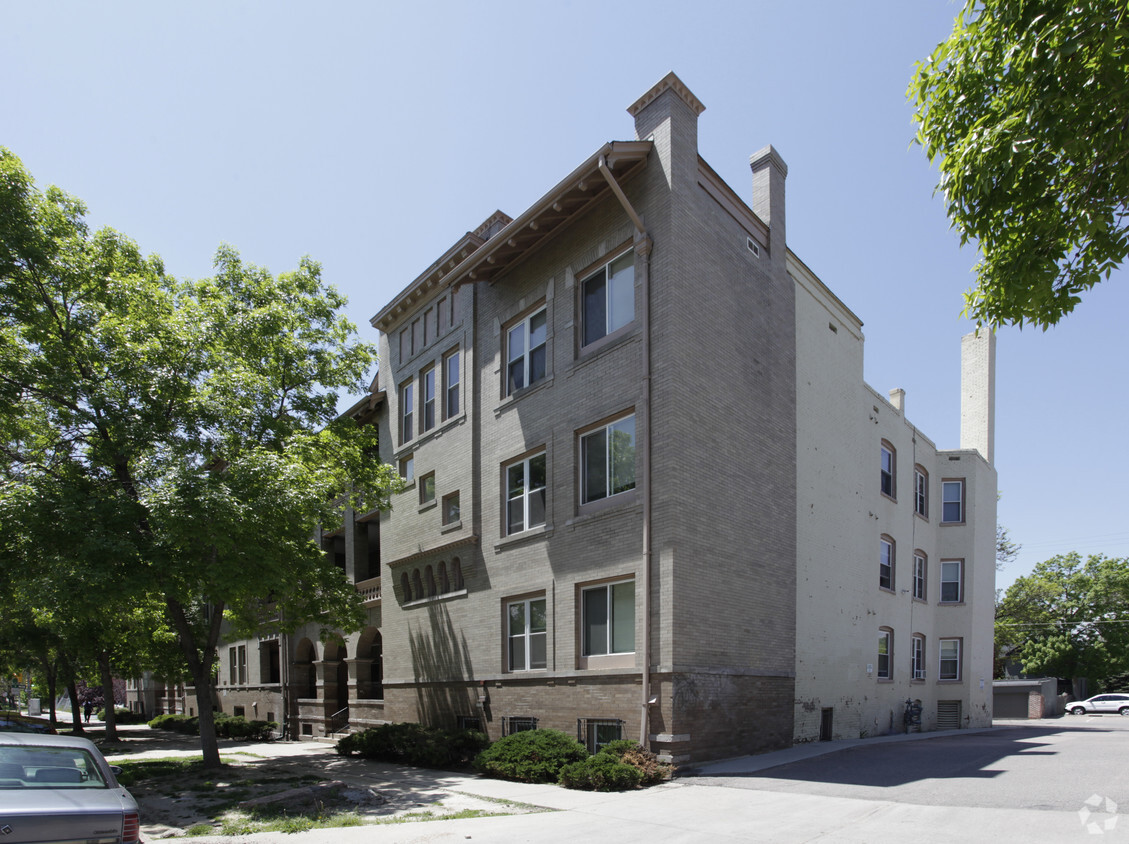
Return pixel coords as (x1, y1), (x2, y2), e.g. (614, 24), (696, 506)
(100, 737), (548, 838)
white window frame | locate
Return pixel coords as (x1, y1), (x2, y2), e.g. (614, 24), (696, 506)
(940, 559), (963, 603)
(422, 367), (436, 433)
(879, 537), (894, 591)
(913, 552), (927, 601)
(506, 307), (547, 395)
(914, 467), (928, 517)
(444, 348), (460, 419)
(912, 635), (926, 679)
(507, 597), (547, 672)
(399, 453), (414, 483)
(580, 414), (636, 505)
(581, 579), (635, 657)
(877, 629), (892, 680)
(939, 638), (962, 680)
(581, 249), (635, 348)
(400, 380), (414, 444)
(505, 452), (547, 535)
(942, 480), (964, 523)
(880, 442), (895, 498)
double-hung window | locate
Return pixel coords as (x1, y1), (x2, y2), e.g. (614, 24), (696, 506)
(506, 308), (547, 394)
(582, 580), (635, 656)
(506, 453), (546, 534)
(444, 349), (460, 418)
(939, 639), (961, 680)
(914, 467), (928, 517)
(877, 630), (892, 679)
(942, 480), (964, 523)
(880, 442), (895, 498)
(422, 368), (436, 433)
(940, 560), (963, 603)
(913, 552), (927, 601)
(507, 597), (547, 671)
(580, 415), (636, 504)
(582, 250), (634, 346)
(879, 537), (894, 591)
(400, 381), (414, 443)
(912, 635), (926, 679)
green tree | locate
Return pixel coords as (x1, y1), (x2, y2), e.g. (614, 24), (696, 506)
(0, 148), (398, 766)
(995, 553), (1129, 685)
(909, 0), (1129, 328)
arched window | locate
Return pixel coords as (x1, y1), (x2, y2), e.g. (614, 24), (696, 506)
(880, 440), (896, 498)
(401, 572), (412, 602)
(880, 535), (895, 591)
(438, 561), (450, 594)
(424, 565), (436, 597)
(412, 569), (424, 599)
(452, 557), (464, 590)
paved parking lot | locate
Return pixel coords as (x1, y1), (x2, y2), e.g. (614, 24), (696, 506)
(697, 718), (1129, 813)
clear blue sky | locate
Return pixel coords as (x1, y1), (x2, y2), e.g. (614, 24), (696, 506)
(5, 1), (1127, 589)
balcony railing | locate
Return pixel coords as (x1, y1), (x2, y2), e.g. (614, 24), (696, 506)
(356, 576), (381, 606)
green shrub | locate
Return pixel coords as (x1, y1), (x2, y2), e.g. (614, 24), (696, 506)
(146, 713), (274, 741)
(473, 729), (587, 783)
(597, 739), (639, 759)
(558, 754), (643, 791)
(97, 707), (147, 724)
(335, 722), (486, 769)
(214, 714), (277, 741)
(148, 713), (198, 733)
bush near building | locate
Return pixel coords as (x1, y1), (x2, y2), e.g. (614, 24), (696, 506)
(147, 713), (276, 741)
(473, 729), (588, 784)
(335, 722), (488, 769)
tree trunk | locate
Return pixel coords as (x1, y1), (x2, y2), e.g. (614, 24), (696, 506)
(166, 597), (225, 768)
(99, 650), (118, 741)
(65, 679), (83, 734)
(45, 668), (57, 731)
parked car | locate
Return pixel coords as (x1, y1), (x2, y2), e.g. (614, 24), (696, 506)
(1065, 693), (1129, 715)
(0, 732), (140, 843)
(0, 711), (55, 734)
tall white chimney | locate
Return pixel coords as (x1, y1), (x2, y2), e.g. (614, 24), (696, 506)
(960, 330), (996, 465)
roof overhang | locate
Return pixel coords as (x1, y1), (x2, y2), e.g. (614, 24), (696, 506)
(372, 139), (653, 333)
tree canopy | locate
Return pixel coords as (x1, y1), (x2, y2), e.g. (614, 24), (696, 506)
(996, 552), (1129, 687)
(0, 147), (397, 764)
(910, 0), (1129, 328)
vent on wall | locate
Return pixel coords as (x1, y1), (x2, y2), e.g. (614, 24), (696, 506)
(747, 237), (761, 258)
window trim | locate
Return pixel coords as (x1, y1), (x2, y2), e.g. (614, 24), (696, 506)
(442, 490), (461, 527)
(504, 304), (548, 396)
(939, 559), (964, 604)
(877, 628), (893, 680)
(879, 536), (895, 592)
(913, 551), (927, 602)
(421, 367), (436, 433)
(914, 465), (928, 518)
(400, 380), (415, 444)
(939, 638), (962, 681)
(579, 247), (635, 351)
(506, 595), (547, 673)
(443, 348), (460, 420)
(504, 451), (547, 536)
(912, 634), (926, 680)
(580, 578), (636, 663)
(398, 453), (414, 484)
(418, 471), (436, 507)
(880, 441), (896, 500)
(579, 412), (637, 507)
(941, 479), (965, 524)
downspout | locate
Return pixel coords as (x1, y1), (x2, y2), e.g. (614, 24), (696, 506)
(598, 156), (653, 751)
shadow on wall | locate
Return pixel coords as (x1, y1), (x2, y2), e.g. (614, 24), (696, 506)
(408, 602), (479, 729)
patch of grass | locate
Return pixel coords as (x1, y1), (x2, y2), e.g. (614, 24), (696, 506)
(113, 756), (209, 786)
(184, 823), (216, 836)
(377, 808), (504, 824)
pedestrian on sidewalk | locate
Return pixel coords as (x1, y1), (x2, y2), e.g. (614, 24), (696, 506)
(83, 701), (93, 724)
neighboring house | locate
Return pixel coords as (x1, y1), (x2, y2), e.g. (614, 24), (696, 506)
(184, 72), (996, 763)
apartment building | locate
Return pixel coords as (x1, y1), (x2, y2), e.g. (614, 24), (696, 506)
(195, 72), (995, 763)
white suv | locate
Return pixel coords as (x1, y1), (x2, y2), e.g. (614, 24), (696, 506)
(1066, 693), (1129, 715)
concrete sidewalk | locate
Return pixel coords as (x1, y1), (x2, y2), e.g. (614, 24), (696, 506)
(176, 722), (1097, 844)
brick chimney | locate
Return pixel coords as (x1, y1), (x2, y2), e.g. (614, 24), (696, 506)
(750, 145), (787, 261)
